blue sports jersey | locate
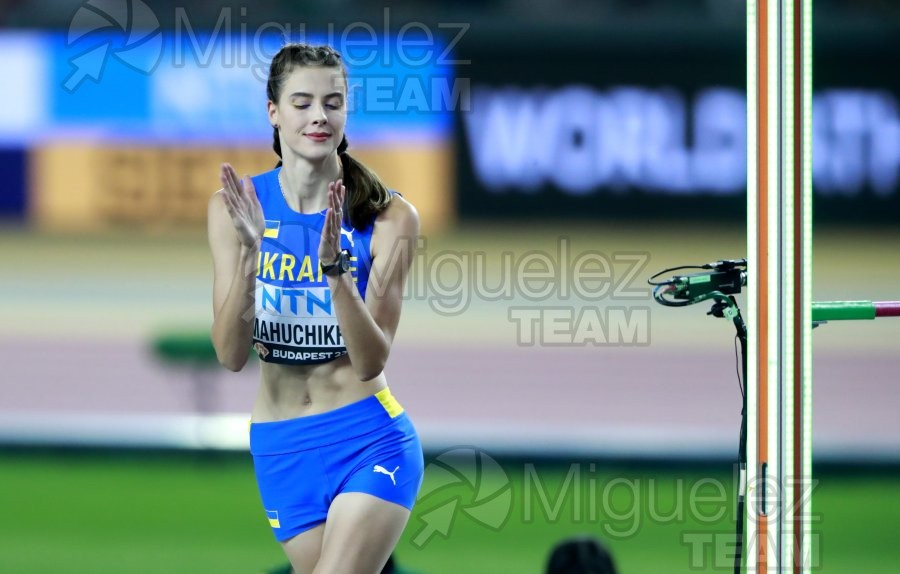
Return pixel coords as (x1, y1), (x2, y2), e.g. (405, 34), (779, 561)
(249, 166), (376, 365)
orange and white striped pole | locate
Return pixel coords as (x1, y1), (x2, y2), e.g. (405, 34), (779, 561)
(746, 0), (813, 572)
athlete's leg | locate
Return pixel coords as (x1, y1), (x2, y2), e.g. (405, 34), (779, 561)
(312, 493), (410, 574)
(280, 523), (325, 574)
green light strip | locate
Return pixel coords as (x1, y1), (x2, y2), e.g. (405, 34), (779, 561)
(782, 0), (796, 565)
(801, 0), (814, 571)
(745, 1), (759, 571)
(767, 0), (781, 568)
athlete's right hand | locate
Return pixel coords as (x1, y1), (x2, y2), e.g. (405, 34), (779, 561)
(219, 163), (264, 248)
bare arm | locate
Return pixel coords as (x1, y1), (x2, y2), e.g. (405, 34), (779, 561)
(207, 164), (265, 371)
(323, 185), (419, 381)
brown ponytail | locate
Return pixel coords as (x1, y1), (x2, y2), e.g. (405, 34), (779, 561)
(337, 135), (391, 230)
(272, 126), (282, 167)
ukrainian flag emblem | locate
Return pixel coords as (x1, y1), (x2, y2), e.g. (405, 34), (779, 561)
(264, 220), (280, 239)
(266, 509), (281, 528)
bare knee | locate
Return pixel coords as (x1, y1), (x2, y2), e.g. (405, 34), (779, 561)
(281, 524), (325, 574)
(288, 555), (317, 574)
(312, 555), (388, 574)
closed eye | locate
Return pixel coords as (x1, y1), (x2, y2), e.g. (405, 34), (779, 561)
(293, 103), (342, 110)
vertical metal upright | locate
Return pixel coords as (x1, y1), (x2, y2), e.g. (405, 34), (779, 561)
(746, 0), (813, 572)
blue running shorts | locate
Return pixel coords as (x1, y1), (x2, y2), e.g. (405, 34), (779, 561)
(250, 387), (424, 541)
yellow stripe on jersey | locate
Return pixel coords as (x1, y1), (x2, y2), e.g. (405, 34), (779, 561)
(375, 387), (404, 418)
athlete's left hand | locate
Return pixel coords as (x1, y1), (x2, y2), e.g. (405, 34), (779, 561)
(319, 179), (346, 265)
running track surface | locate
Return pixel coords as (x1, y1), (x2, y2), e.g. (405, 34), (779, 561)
(1, 338), (897, 461)
(1, 225), (898, 461)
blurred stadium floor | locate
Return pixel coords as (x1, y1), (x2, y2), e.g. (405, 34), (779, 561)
(0, 451), (898, 574)
(1, 222), (898, 460)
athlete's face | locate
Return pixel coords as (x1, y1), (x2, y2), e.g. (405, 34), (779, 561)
(269, 66), (347, 163)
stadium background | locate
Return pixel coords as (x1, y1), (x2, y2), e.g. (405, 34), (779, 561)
(1, 1), (898, 572)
